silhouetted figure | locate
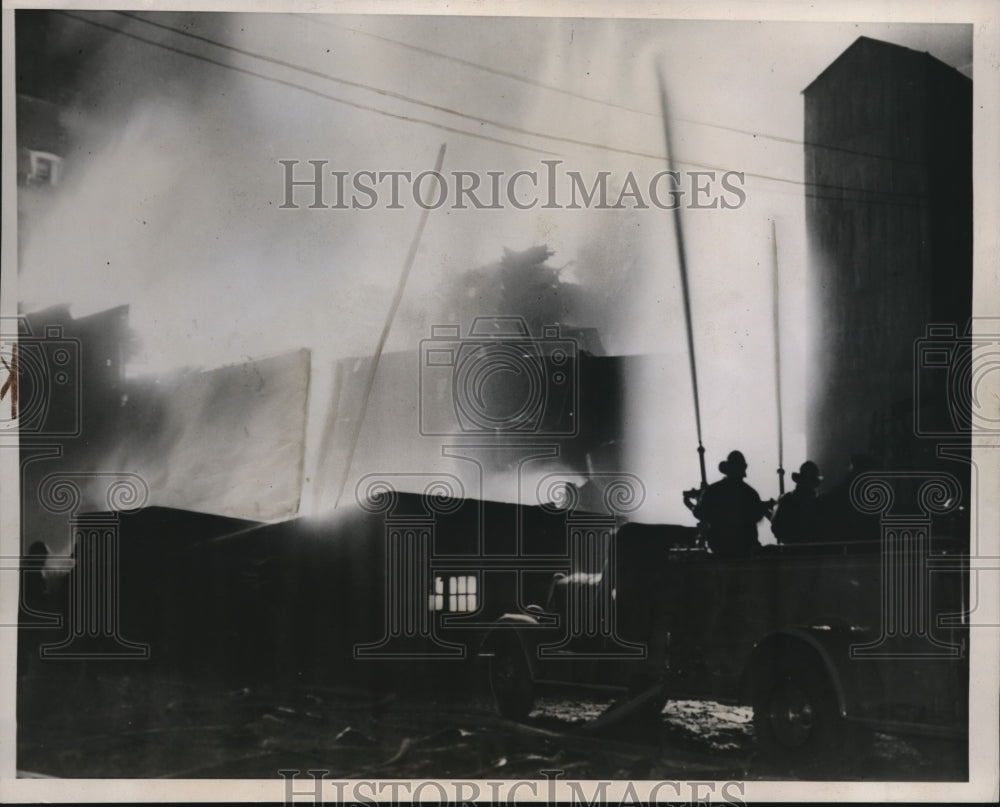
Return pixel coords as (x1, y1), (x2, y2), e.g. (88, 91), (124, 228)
(771, 461), (823, 544)
(818, 453), (881, 542)
(689, 450), (774, 558)
(22, 540), (50, 612)
(18, 541), (53, 723)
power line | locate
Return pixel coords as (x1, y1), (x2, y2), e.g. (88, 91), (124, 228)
(111, 11), (928, 202)
(113, 10), (574, 152)
(760, 182), (926, 210)
(62, 10), (930, 204)
(56, 11), (561, 158)
(299, 13), (926, 169)
(298, 14), (659, 120)
(111, 11), (713, 174)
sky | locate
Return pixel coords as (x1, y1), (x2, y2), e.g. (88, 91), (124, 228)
(14, 11), (973, 523)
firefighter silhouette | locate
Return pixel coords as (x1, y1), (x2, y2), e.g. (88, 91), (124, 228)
(687, 450), (774, 557)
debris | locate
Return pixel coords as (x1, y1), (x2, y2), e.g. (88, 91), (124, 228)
(377, 737), (412, 768)
(416, 727), (473, 748)
(582, 683), (665, 734)
(334, 726), (377, 747)
(346, 737), (413, 778)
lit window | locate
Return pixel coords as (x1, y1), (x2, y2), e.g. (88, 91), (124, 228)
(430, 574), (477, 612)
(26, 151), (62, 187)
(428, 575), (445, 611)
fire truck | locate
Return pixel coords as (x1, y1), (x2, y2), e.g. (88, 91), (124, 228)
(481, 517), (969, 770)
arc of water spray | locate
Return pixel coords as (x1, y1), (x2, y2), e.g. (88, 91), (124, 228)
(334, 143), (447, 509)
(771, 219), (785, 496)
(656, 68), (706, 489)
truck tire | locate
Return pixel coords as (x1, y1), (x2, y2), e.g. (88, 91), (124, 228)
(489, 638), (534, 721)
(752, 653), (843, 773)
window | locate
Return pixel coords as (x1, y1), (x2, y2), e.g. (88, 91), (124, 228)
(27, 151), (62, 187)
(429, 574), (478, 613)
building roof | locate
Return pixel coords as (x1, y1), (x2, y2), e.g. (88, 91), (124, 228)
(803, 35), (970, 95)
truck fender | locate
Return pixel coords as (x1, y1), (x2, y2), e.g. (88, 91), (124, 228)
(479, 613), (541, 675)
(741, 625), (881, 720)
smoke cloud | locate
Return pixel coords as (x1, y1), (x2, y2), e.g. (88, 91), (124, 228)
(16, 13), (971, 524)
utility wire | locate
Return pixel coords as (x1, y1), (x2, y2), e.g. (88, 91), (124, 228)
(56, 11), (561, 158)
(299, 13), (926, 169)
(102, 10), (928, 202)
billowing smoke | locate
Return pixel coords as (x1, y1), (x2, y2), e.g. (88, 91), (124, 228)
(21, 13), (929, 527)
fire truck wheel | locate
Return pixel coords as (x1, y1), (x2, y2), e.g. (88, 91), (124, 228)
(752, 654), (842, 770)
(489, 638), (534, 721)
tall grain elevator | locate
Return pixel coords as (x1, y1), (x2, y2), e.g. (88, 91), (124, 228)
(803, 36), (972, 496)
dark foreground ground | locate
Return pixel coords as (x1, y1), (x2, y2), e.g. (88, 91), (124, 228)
(16, 658), (965, 781)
